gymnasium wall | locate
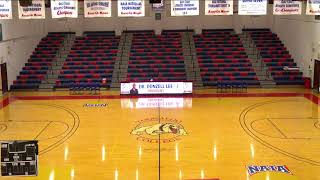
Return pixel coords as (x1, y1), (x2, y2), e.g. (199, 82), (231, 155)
(2, 1), (318, 88)
(271, 4), (320, 82)
(0, 1), (273, 88)
(0, 1), (46, 89)
(0, 1), (276, 88)
(44, 1), (272, 35)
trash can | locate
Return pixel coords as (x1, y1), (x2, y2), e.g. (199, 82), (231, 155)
(303, 77), (311, 89)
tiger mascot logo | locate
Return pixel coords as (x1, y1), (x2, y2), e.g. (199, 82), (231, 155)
(131, 123), (187, 136)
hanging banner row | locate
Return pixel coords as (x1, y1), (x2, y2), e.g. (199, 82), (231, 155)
(0, 0), (319, 19)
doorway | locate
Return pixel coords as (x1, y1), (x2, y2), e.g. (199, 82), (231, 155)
(313, 59), (320, 93)
(1, 63), (8, 94)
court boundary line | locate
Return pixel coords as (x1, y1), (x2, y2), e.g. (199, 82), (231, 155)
(1, 119), (70, 141)
(0, 92), (317, 152)
(267, 118), (288, 138)
(34, 104), (80, 155)
(0, 92), (318, 165)
(33, 121), (52, 140)
(0, 92), (318, 110)
(250, 118), (316, 140)
(157, 99), (161, 180)
(239, 99), (320, 166)
(0, 124), (7, 134)
(0, 103), (80, 156)
(8, 92), (307, 100)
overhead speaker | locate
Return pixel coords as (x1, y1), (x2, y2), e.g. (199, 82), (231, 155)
(19, 0), (33, 7)
(150, 0), (162, 3)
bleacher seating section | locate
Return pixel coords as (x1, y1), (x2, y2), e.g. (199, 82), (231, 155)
(55, 31), (120, 89)
(10, 29), (305, 90)
(194, 29), (260, 87)
(10, 32), (72, 90)
(127, 30), (187, 81)
(244, 28), (304, 85)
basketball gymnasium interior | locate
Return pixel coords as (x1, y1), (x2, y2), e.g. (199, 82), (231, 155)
(0, 0), (320, 179)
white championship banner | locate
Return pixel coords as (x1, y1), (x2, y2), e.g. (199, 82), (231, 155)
(171, 0), (199, 16)
(118, 0), (145, 17)
(0, 0), (12, 19)
(205, 0), (233, 15)
(238, 0), (267, 15)
(306, 0), (320, 15)
(84, 0), (111, 18)
(273, 0), (301, 15)
(18, 0), (45, 19)
(121, 98), (193, 108)
(120, 82), (193, 95)
(51, 0), (78, 18)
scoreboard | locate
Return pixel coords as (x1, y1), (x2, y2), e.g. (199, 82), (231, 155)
(1, 141), (38, 176)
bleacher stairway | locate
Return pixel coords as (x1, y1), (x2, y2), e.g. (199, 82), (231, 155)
(110, 32), (132, 89)
(11, 32), (74, 90)
(181, 32), (203, 87)
(39, 34), (76, 90)
(240, 33), (276, 88)
(242, 29), (304, 87)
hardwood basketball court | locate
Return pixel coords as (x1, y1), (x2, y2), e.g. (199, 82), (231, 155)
(0, 89), (319, 180)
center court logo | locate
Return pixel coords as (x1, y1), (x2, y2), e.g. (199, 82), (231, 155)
(131, 117), (187, 143)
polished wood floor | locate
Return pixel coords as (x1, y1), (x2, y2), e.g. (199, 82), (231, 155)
(0, 89), (319, 180)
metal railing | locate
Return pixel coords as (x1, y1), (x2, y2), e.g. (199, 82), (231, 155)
(184, 32), (202, 84)
(44, 34), (74, 81)
(242, 32), (274, 81)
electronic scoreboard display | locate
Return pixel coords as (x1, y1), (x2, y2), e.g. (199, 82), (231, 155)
(1, 141), (38, 176)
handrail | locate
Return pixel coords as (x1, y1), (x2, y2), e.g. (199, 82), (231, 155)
(244, 33), (274, 81)
(0, 34), (43, 44)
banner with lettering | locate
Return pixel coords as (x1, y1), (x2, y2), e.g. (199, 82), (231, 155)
(152, 0), (164, 12)
(84, 0), (111, 17)
(0, 0), (12, 19)
(238, 0), (267, 15)
(18, 0), (45, 19)
(51, 0), (78, 18)
(306, 0), (320, 15)
(171, 0), (199, 16)
(118, 0), (145, 17)
(273, 0), (301, 15)
(120, 82), (193, 95)
(205, 0), (233, 15)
